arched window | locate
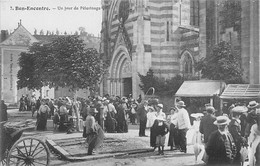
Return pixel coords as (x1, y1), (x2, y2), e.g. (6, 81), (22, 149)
(183, 54), (193, 74)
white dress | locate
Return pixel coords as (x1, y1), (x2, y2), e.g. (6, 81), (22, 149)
(192, 120), (202, 144)
(248, 124), (260, 166)
(146, 108), (156, 128)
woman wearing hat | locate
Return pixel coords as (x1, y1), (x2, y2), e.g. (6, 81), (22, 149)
(36, 99), (50, 131)
(190, 113), (204, 162)
(206, 116), (237, 165)
(84, 107), (104, 155)
(228, 106), (248, 165)
(248, 111), (260, 166)
(59, 100), (69, 131)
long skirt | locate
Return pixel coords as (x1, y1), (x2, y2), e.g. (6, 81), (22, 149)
(150, 126), (156, 147)
(36, 112), (48, 131)
(168, 124), (179, 147)
(105, 113), (117, 133)
(85, 124), (105, 152)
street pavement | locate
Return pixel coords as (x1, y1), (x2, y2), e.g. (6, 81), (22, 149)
(6, 108), (208, 166)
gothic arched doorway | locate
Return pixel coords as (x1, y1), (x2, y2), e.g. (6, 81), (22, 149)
(108, 45), (132, 97)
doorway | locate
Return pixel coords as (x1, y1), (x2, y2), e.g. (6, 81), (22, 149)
(123, 77), (132, 97)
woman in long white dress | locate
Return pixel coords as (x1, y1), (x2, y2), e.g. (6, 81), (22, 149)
(190, 113), (204, 162)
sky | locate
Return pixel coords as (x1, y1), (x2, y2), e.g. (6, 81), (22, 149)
(0, 0), (102, 36)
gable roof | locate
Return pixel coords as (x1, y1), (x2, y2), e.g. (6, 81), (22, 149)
(0, 24), (38, 46)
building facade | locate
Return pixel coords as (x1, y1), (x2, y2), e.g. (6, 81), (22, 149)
(0, 24), (100, 103)
(100, 0), (200, 99)
(100, 0), (260, 99)
(201, 0), (260, 84)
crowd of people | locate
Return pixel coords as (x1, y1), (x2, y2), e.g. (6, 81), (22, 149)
(18, 94), (260, 165)
(196, 101), (260, 166)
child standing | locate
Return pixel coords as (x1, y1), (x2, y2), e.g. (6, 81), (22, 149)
(153, 117), (169, 155)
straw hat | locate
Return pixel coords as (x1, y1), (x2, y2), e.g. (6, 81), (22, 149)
(231, 106), (248, 113)
(157, 104), (163, 108)
(247, 101), (259, 109)
(213, 116), (231, 125)
(191, 113), (204, 118)
(176, 101), (186, 107)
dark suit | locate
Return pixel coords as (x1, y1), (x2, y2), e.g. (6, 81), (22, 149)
(228, 119), (246, 164)
(137, 105), (147, 136)
(199, 114), (217, 143)
(206, 130), (237, 165)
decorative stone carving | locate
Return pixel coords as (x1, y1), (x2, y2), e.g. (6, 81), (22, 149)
(122, 60), (132, 75)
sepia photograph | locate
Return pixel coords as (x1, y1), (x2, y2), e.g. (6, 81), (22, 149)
(0, 0), (259, 165)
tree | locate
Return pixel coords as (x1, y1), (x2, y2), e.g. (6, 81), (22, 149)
(17, 51), (42, 90)
(195, 41), (243, 84)
(138, 69), (184, 97)
(17, 35), (105, 92)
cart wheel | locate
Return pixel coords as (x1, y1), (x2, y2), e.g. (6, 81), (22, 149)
(6, 137), (50, 166)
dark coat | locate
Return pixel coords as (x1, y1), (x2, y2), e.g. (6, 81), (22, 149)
(229, 119), (245, 145)
(206, 130), (237, 165)
(228, 118), (246, 164)
(137, 105), (147, 121)
(199, 114), (217, 143)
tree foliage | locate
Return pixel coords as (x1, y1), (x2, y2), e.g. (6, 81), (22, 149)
(17, 35), (105, 91)
(195, 41), (243, 84)
(138, 69), (184, 97)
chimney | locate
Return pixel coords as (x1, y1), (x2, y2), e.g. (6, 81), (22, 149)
(1, 30), (9, 42)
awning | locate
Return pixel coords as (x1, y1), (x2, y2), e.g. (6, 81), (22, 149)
(175, 80), (225, 97)
(220, 84), (260, 99)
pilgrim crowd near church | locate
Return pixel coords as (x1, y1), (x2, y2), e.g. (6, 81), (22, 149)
(0, 0), (260, 166)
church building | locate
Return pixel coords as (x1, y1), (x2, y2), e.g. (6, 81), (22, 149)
(100, 0), (200, 99)
(100, 0), (260, 99)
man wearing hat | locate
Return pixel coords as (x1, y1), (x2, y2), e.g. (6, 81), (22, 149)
(137, 100), (149, 137)
(228, 106), (247, 165)
(206, 116), (237, 165)
(245, 101), (260, 138)
(200, 106), (217, 144)
(176, 101), (191, 153)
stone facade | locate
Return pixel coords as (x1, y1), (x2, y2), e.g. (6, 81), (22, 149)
(203, 0), (260, 84)
(100, 0), (200, 99)
(0, 24), (39, 103)
(101, 0), (260, 99)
